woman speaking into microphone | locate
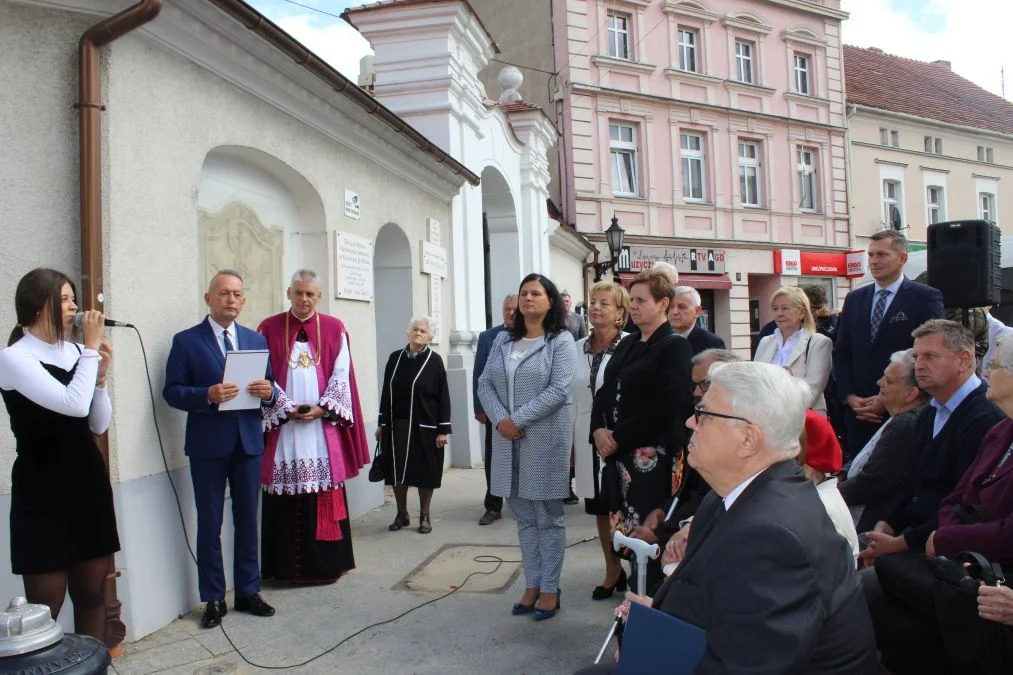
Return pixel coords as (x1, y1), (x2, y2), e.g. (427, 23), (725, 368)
(0, 268), (119, 641)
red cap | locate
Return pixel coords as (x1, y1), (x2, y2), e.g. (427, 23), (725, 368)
(804, 410), (842, 474)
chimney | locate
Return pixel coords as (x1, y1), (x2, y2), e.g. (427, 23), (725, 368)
(934, 59), (952, 70)
(357, 55), (375, 95)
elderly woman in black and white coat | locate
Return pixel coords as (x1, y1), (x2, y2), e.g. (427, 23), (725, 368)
(478, 273), (578, 621)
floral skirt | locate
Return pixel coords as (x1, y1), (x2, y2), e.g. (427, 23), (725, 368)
(608, 445), (675, 539)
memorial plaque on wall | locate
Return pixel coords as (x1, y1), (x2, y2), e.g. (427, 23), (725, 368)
(333, 231), (373, 301)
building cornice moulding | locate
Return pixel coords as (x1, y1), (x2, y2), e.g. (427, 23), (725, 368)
(664, 68), (724, 85)
(781, 26), (829, 49)
(853, 141), (1013, 172)
(723, 79), (777, 96)
(591, 55), (657, 75)
(550, 227), (596, 260)
(849, 104), (1013, 142)
(919, 166), (951, 174)
(662, 0), (720, 23)
(721, 14), (773, 35)
(758, 0), (847, 21)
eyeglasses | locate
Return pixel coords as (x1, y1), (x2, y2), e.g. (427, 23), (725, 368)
(692, 379), (710, 394)
(693, 404), (752, 426)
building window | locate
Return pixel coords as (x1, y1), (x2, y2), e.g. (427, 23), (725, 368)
(988, 148), (995, 163)
(738, 141), (761, 206)
(609, 123), (639, 196)
(891, 130), (900, 147)
(980, 192), (996, 221)
(681, 132), (706, 201)
(924, 136), (932, 153)
(924, 136), (943, 154)
(793, 53), (811, 95)
(927, 186), (944, 225)
(978, 146), (985, 162)
(797, 146), (818, 210)
(678, 29), (698, 72)
(879, 128), (889, 146)
(607, 12), (631, 60)
(882, 180), (902, 228)
(735, 41), (754, 84)
(935, 138), (943, 155)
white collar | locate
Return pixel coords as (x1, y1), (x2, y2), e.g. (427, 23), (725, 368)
(875, 274), (905, 296)
(775, 328), (804, 350)
(208, 316), (235, 338)
(722, 469), (765, 510)
(675, 324), (695, 339)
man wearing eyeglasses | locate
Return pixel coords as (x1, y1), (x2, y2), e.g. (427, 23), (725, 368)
(594, 362), (876, 674)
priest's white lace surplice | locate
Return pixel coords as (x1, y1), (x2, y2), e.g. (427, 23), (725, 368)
(268, 333), (353, 495)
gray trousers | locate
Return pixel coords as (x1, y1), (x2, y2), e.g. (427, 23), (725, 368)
(508, 497), (566, 593)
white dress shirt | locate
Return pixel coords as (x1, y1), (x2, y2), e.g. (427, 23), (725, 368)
(723, 469), (765, 510)
(675, 325), (695, 340)
(208, 317), (237, 355)
(772, 329), (804, 367)
(869, 275), (905, 322)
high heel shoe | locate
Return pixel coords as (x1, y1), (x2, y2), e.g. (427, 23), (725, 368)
(511, 592), (540, 615)
(534, 589), (561, 621)
(592, 569), (628, 600)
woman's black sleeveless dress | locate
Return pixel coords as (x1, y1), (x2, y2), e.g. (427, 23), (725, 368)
(1, 358), (120, 574)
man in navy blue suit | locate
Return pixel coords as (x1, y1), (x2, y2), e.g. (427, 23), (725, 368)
(668, 286), (725, 355)
(473, 293), (517, 525)
(834, 231), (944, 458)
(164, 270), (279, 628)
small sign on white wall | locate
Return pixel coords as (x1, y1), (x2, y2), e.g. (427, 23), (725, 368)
(427, 218), (441, 245)
(344, 190), (360, 219)
(421, 240), (448, 278)
(333, 231), (373, 301)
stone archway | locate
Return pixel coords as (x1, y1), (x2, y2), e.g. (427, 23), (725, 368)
(481, 166), (521, 327)
(373, 223), (413, 387)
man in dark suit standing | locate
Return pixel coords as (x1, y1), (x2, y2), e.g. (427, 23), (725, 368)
(473, 293), (517, 525)
(668, 286), (725, 355)
(579, 362), (876, 674)
(562, 290), (587, 341)
(834, 230), (944, 458)
(163, 270), (279, 628)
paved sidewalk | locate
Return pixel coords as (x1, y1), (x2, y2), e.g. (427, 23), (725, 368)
(110, 469), (621, 674)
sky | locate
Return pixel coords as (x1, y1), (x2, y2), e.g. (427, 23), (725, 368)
(246, 0), (1011, 99)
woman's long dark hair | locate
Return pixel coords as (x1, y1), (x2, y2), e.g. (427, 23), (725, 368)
(508, 273), (568, 340)
(8, 268), (75, 346)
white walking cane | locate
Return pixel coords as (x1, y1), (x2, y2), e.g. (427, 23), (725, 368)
(593, 530), (662, 663)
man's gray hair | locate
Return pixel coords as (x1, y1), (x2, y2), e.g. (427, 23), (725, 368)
(650, 261), (679, 283)
(560, 290), (571, 298)
(290, 269), (319, 286)
(406, 314), (437, 337)
(912, 319), (976, 369)
(503, 293), (518, 304)
(208, 269), (243, 293)
(674, 286), (702, 308)
(691, 348), (740, 367)
(888, 349), (918, 389)
(708, 361), (808, 461)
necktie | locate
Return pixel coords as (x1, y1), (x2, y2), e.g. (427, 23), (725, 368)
(223, 329), (234, 353)
(870, 289), (889, 342)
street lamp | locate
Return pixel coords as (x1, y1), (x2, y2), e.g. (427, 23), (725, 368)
(592, 215), (626, 282)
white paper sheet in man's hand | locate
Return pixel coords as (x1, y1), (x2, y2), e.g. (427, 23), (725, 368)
(219, 350), (270, 411)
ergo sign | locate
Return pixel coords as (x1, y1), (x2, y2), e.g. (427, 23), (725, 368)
(774, 249), (867, 278)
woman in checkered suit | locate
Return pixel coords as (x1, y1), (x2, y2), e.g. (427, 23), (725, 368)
(477, 273), (579, 621)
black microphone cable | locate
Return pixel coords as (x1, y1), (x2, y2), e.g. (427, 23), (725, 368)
(130, 325), (597, 669)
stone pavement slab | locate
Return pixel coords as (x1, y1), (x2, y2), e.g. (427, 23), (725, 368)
(113, 469), (621, 674)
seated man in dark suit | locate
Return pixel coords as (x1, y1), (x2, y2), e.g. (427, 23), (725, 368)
(578, 362), (877, 674)
(668, 286), (724, 355)
(834, 230), (944, 459)
(860, 320), (1002, 571)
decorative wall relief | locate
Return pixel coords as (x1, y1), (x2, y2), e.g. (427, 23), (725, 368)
(198, 202), (284, 328)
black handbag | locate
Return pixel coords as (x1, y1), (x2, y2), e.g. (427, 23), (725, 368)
(874, 550), (938, 617)
(933, 552), (1013, 674)
(368, 441), (385, 483)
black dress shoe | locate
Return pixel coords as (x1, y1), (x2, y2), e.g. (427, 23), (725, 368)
(234, 593), (275, 617)
(201, 600), (226, 629)
(592, 569), (628, 600)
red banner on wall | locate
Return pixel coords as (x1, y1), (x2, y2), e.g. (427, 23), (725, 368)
(774, 250), (867, 279)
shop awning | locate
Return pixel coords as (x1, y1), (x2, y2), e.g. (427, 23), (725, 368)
(618, 272), (732, 291)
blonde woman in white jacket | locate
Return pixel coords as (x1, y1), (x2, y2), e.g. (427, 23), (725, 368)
(754, 286), (833, 416)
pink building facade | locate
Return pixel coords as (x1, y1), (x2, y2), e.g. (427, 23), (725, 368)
(554, 0), (853, 352)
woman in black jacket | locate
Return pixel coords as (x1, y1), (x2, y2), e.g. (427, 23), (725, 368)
(591, 268), (693, 593)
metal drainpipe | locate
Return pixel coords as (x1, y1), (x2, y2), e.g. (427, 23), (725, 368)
(78, 0), (163, 652)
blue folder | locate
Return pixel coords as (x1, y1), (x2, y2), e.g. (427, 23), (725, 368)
(615, 602), (707, 674)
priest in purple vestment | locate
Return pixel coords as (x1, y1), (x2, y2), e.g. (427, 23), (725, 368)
(257, 270), (371, 583)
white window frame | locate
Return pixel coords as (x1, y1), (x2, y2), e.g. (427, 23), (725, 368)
(681, 132), (706, 201)
(891, 130), (899, 147)
(797, 146), (818, 211)
(980, 192), (996, 221)
(882, 179), (902, 227)
(735, 41), (754, 84)
(926, 186), (944, 225)
(738, 141), (761, 207)
(607, 12), (631, 61)
(978, 146), (986, 162)
(678, 28), (699, 73)
(609, 123), (639, 197)
(924, 136), (933, 153)
(879, 128), (889, 146)
(934, 138), (943, 155)
(988, 147), (995, 163)
(793, 53), (811, 95)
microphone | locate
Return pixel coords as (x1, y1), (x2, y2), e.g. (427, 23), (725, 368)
(73, 312), (134, 328)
